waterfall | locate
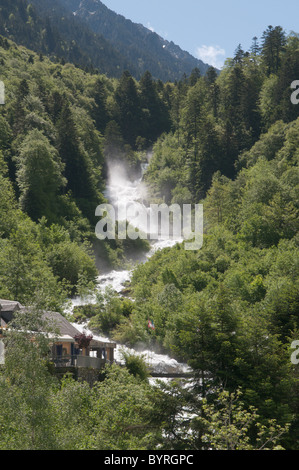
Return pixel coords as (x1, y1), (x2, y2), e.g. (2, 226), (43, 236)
(71, 159), (190, 377)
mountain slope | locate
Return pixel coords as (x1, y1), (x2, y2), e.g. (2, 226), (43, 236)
(0, 0), (211, 81)
(58, 0), (211, 80)
(0, 0), (134, 76)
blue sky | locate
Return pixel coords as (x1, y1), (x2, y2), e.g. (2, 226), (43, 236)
(102, 0), (299, 69)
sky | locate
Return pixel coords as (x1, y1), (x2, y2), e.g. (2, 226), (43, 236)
(102, 0), (299, 69)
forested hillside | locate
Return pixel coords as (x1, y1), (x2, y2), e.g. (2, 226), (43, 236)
(0, 36), (171, 308)
(0, 21), (298, 451)
(0, 0), (210, 80)
(70, 27), (299, 449)
(0, 0), (132, 76)
(144, 28), (299, 202)
(131, 28), (299, 449)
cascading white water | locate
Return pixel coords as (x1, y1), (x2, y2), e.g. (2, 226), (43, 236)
(71, 321), (191, 377)
(71, 159), (190, 376)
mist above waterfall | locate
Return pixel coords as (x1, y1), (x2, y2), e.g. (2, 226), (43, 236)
(103, 158), (188, 244)
(105, 159), (150, 214)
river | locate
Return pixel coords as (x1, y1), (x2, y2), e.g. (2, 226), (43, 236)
(71, 159), (190, 377)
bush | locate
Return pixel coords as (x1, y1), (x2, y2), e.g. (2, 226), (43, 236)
(121, 351), (150, 381)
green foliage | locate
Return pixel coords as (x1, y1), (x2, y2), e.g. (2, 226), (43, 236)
(194, 389), (290, 450)
(145, 29), (299, 203)
(15, 129), (66, 222)
(121, 350), (150, 381)
(0, 17), (299, 451)
(87, 288), (135, 337)
(0, 221), (68, 309)
(0, 306), (161, 450)
(86, 365), (159, 450)
(0, 36), (161, 307)
(125, 110), (299, 446)
(0, 307), (60, 450)
(0, 0), (130, 77)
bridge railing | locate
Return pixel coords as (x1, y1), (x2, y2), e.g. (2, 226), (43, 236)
(51, 355), (107, 369)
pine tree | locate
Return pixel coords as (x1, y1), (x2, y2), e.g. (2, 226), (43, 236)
(233, 44), (245, 65)
(57, 104), (100, 220)
(262, 25), (286, 75)
(251, 36), (261, 58)
(205, 67), (220, 118)
(114, 71), (142, 147)
(139, 70), (170, 144)
(92, 78), (109, 133)
(189, 67), (201, 86)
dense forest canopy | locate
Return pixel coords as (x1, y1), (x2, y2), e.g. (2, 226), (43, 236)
(0, 18), (298, 450)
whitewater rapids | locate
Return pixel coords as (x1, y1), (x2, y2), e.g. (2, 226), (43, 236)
(71, 160), (190, 377)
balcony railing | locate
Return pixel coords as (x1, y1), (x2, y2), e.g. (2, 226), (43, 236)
(51, 355), (107, 370)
